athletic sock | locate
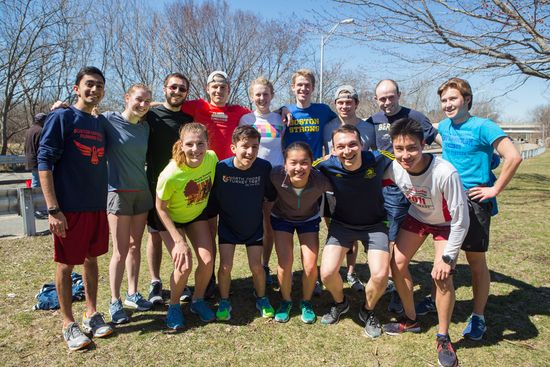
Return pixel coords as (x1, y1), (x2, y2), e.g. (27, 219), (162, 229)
(472, 312), (485, 321)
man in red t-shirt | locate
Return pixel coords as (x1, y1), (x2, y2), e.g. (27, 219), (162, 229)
(181, 71), (251, 160)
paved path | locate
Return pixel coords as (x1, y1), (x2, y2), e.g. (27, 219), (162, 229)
(0, 214), (49, 238)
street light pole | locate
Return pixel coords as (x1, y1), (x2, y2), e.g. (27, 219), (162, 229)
(319, 18), (354, 103)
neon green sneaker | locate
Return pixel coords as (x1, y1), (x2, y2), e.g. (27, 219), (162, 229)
(300, 300), (316, 324)
(274, 300), (292, 323)
(216, 299), (232, 321)
(256, 296), (275, 318)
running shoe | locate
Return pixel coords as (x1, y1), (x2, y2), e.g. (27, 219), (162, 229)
(148, 281), (163, 305)
(204, 276), (216, 300)
(359, 306), (382, 338)
(63, 322), (91, 351)
(416, 295), (437, 316)
(313, 280), (323, 297)
(383, 316), (421, 335)
(436, 334), (458, 367)
(82, 312), (113, 338)
(274, 300), (292, 323)
(346, 273), (365, 292)
(216, 299), (232, 321)
(166, 303), (185, 330)
(190, 298), (215, 322)
(387, 291), (404, 314)
(256, 296), (275, 318)
(180, 286), (192, 302)
(300, 300), (316, 324)
(264, 265), (275, 286)
(320, 297), (349, 325)
(384, 279), (396, 295)
(462, 314), (486, 341)
(109, 299), (129, 324)
(124, 292), (153, 311)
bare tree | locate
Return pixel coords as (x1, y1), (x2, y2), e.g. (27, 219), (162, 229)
(533, 104), (550, 145)
(161, 0), (303, 106)
(0, 0), (87, 154)
(323, 1), (550, 87)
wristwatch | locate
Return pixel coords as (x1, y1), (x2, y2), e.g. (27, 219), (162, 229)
(48, 207), (61, 215)
(442, 255), (453, 264)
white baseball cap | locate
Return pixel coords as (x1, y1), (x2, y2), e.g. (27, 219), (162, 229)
(207, 71), (229, 84)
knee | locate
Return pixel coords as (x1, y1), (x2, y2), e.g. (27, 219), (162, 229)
(250, 263), (264, 277)
(83, 256), (97, 266)
(218, 261), (233, 275)
(392, 254), (409, 273)
(57, 263), (74, 274)
(434, 278), (453, 296)
(303, 263), (318, 277)
(369, 270), (389, 287)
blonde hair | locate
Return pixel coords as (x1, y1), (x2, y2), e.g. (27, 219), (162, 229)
(126, 83), (152, 96)
(249, 76), (274, 97)
(172, 123), (209, 166)
(291, 69), (316, 88)
(437, 77), (473, 110)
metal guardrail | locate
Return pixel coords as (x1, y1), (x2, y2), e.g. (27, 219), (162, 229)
(0, 155), (26, 166)
(0, 187), (46, 236)
(520, 146), (545, 159)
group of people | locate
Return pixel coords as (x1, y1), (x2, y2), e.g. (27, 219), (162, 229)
(35, 66), (522, 367)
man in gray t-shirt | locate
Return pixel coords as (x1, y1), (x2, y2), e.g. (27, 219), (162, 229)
(322, 85), (375, 155)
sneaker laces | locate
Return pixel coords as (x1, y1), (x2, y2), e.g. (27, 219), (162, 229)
(66, 323), (84, 339)
(89, 313), (106, 327)
(367, 312), (380, 328)
(437, 335), (454, 354)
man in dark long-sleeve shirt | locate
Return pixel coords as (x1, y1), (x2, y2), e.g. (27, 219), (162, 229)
(38, 66), (113, 351)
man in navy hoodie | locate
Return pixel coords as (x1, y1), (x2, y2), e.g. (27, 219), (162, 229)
(38, 66), (113, 351)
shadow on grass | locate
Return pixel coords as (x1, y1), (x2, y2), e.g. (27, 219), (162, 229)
(351, 260), (550, 348)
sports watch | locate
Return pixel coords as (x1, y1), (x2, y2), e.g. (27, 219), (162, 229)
(48, 207), (61, 215)
(442, 255), (453, 265)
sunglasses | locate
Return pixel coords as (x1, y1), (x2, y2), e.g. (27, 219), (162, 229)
(167, 84), (188, 93)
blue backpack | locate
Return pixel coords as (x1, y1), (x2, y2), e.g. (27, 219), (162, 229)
(33, 272), (85, 310)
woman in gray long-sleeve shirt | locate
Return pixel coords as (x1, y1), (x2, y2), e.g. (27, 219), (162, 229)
(270, 142), (332, 324)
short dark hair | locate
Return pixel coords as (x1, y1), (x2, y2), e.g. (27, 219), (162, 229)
(232, 125), (261, 144)
(389, 118), (424, 144)
(331, 124), (362, 146)
(75, 66), (105, 85)
(284, 141), (313, 163)
(164, 72), (190, 88)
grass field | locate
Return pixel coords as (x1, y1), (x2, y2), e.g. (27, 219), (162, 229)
(1, 152), (549, 367)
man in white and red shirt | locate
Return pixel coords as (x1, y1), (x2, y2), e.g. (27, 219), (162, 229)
(382, 117), (468, 367)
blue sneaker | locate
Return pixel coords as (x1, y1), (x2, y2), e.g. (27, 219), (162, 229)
(166, 303), (184, 330)
(216, 299), (232, 321)
(109, 299), (129, 324)
(300, 300), (316, 324)
(264, 265), (274, 286)
(463, 315), (486, 341)
(415, 295), (437, 316)
(124, 292), (153, 311)
(190, 299), (215, 322)
(387, 291), (404, 314)
(274, 300), (292, 323)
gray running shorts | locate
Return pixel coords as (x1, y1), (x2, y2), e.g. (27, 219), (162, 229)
(326, 220), (389, 253)
(107, 190), (153, 216)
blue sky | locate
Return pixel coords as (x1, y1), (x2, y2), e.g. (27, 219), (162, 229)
(153, 0), (549, 122)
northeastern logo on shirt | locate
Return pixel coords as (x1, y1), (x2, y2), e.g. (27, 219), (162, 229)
(222, 175), (262, 187)
(402, 184), (434, 209)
